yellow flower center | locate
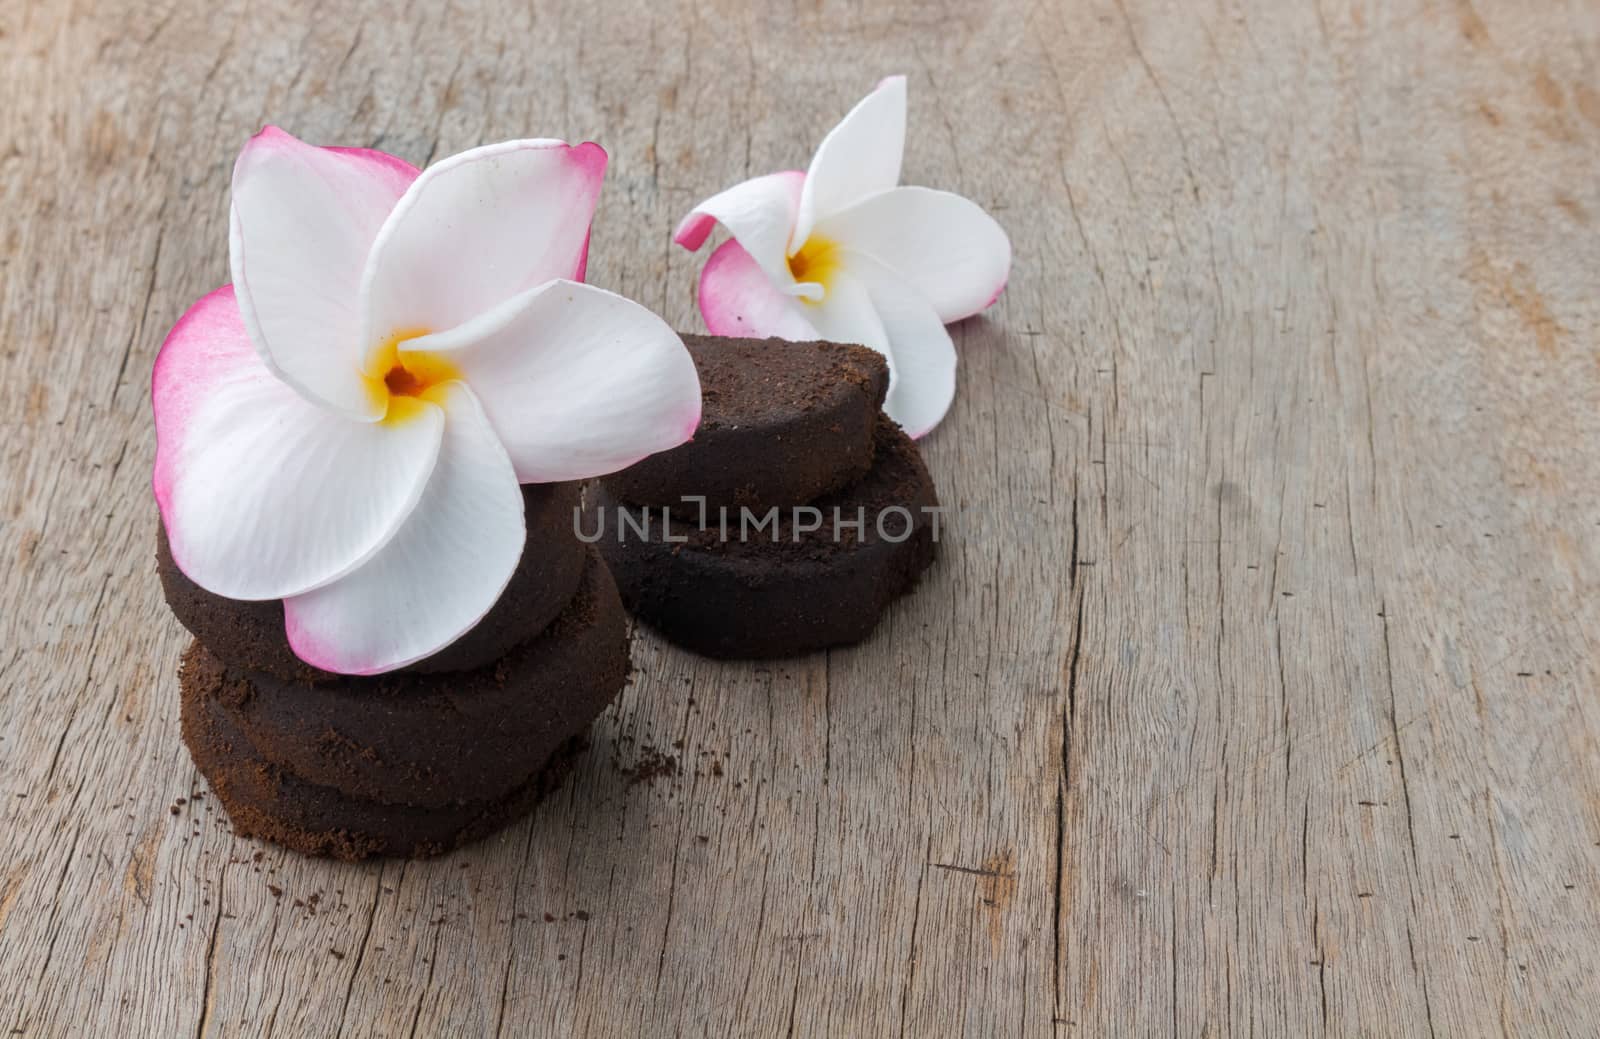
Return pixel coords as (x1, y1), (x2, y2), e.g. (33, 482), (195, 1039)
(364, 330), (461, 423)
(788, 236), (841, 299)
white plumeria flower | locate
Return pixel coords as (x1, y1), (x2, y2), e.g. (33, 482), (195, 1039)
(674, 76), (1011, 437)
(153, 128), (701, 676)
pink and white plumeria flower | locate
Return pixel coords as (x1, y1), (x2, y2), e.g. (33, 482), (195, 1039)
(674, 76), (1010, 437)
(153, 128), (701, 676)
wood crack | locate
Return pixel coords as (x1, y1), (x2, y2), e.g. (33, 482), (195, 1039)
(333, 875), (381, 1036)
(194, 866), (225, 1039)
(898, 836), (930, 1038)
(1055, 480), (1085, 1030)
(1378, 604), (1420, 873)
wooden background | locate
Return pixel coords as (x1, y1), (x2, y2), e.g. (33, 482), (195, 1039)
(2, 0), (1598, 1033)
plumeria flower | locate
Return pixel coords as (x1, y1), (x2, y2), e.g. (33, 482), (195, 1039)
(674, 76), (1010, 437)
(153, 129), (701, 675)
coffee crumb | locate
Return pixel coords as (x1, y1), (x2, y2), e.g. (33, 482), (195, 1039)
(622, 746), (679, 786)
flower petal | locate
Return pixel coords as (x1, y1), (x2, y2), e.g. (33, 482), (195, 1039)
(283, 382), (524, 675)
(819, 186), (1011, 323)
(229, 126), (417, 420)
(153, 286), (444, 601)
(803, 260), (955, 437)
(698, 238), (821, 340)
(793, 75), (906, 249)
(675, 170), (805, 285)
(360, 139), (606, 368)
(402, 280), (701, 482)
(853, 260), (957, 437)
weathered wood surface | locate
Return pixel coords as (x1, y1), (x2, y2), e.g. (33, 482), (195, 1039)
(3, 0), (1598, 1034)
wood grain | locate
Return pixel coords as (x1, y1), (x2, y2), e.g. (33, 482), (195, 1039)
(3, 0), (1598, 1034)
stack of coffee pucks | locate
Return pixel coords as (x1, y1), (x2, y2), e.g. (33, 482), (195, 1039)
(159, 485), (628, 860)
(588, 334), (940, 658)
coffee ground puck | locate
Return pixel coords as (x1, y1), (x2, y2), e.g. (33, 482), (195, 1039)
(590, 418), (938, 659)
(179, 549), (629, 859)
(603, 334), (888, 514)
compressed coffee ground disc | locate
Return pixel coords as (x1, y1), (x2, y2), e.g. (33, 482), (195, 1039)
(158, 480), (586, 682)
(603, 335), (888, 513)
(183, 678), (588, 861)
(180, 549), (630, 859)
(188, 549), (627, 808)
(590, 418), (938, 659)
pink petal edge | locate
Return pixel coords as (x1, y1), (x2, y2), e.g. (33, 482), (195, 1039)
(248, 126), (421, 189)
(283, 612), (354, 674)
(284, 607), (474, 677)
(150, 285), (239, 538)
(574, 229), (592, 282)
(981, 273), (1008, 311)
(674, 212), (717, 251)
(551, 141), (605, 284)
(326, 145), (422, 181)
